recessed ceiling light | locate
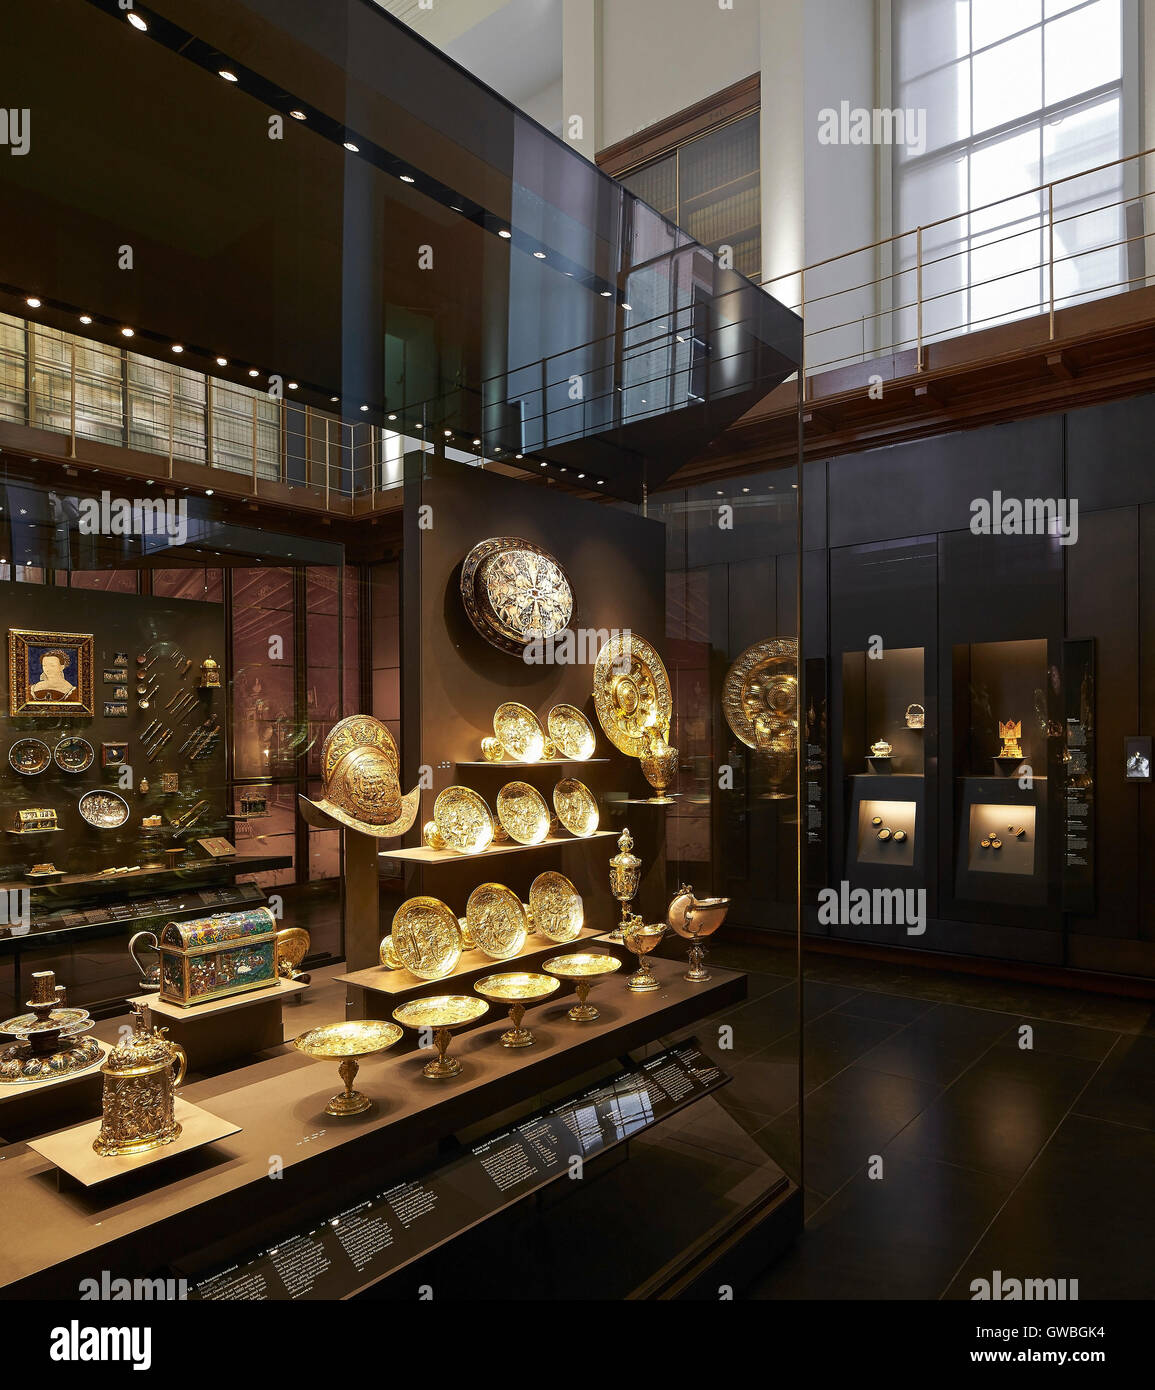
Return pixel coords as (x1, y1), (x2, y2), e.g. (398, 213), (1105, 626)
(578, 473), (585, 480)
(248, 368), (259, 377)
(289, 109), (307, 121)
(218, 69), (239, 83)
(600, 290), (612, 297)
(498, 229), (512, 239)
(127, 12), (148, 30)
(414, 422), (422, 429)
(343, 140), (359, 152)
(515, 454), (523, 460)
(171, 344), (183, 353)
(622, 302), (632, 310)
(399, 174), (415, 183)
(288, 381), (298, 389)
(216, 356), (228, 366)
(205, 489), (214, 496)
(330, 395), (339, 402)
(360, 404), (368, 412)
(676, 335), (686, 343)
(444, 429), (452, 437)
(539, 461), (547, 468)
(597, 479), (605, 485)
(473, 439), (481, 446)
(25, 297), (41, 309)
(79, 314), (92, 324)
(121, 327), (134, 337)
(388, 413), (397, 421)
(742, 487), (750, 493)
(533, 250), (546, 259)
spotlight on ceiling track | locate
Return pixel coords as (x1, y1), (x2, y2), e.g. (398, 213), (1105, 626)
(25, 297), (41, 309)
(216, 356), (227, 366)
(289, 109), (307, 121)
(79, 315), (92, 324)
(120, 327), (134, 337)
(498, 229), (512, 239)
(127, 12), (148, 31)
(218, 69), (239, 83)
(343, 141), (359, 152)
(399, 174), (415, 184)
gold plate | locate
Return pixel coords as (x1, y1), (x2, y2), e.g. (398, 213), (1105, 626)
(553, 778), (599, 837)
(393, 995), (490, 1031)
(592, 633), (672, 757)
(390, 896), (463, 979)
(433, 786), (494, 854)
(461, 537), (574, 656)
(542, 952), (622, 980)
(547, 704), (596, 760)
(722, 638), (799, 750)
(466, 882), (528, 959)
(493, 702), (545, 762)
(529, 871), (584, 942)
(473, 972), (560, 1004)
(379, 934), (402, 969)
(294, 1020), (403, 1059)
(496, 781), (550, 845)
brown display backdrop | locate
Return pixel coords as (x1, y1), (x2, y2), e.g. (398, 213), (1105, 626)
(397, 456), (670, 940)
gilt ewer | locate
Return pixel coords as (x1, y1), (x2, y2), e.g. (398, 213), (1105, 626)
(93, 1004), (187, 1157)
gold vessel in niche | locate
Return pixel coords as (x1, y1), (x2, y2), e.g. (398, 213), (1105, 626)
(93, 1004), (187, 1156)
(529, 870), (584, 943)
(621, 915), (666, 992)
(608, 827), (642, 942)
(293, 1020), (403, 1117)
(480, 736), (505, 762)
(998, 720), (1024, 759)
(592, 633), (672, 757)
(433, 785), (494, 854)
(547, 703), (596, 760)
(639, 728), (679, 803)
(422, 820), (447, 851)
(496, 780), (550, 844)
(667, 884), (730, 982)
(542, 953), (622, 1022)
(493, 703), (545, 762)
(460, 537), (574, 656)
(473, 972), (560, 1047)
(553, 777), (599, 836)
(465, 882), (528, 959)
(393, 995), (489, 1079)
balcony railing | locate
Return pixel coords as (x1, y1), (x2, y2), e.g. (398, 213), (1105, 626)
(760, 145), (1155, 394)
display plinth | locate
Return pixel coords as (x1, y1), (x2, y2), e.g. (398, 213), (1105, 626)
(338, 926), (602, 1013)
(0, 1041), (110, 1135)
(27, 1098), (241, 1189)
(130, 979), (308, 1068)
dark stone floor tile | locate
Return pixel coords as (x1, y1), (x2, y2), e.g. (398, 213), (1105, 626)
(799, 1011), (902, 1088)
(851, 1025), (998, 1087)
(748, 1154), (1016, 1300)
(724, 1047), (800, 1120)
(942, 1114), (1155, 1300)
(987, 1018), (1120, 1062)
(802, 980), (867, 1019)
(907, 1002), (1016, 1045)
(953, 1046), (1099, 1104)
(886, 1071), (1072, 1178)
(1073, 1033), (1155, 1132)
(834, 990), (937, 1025)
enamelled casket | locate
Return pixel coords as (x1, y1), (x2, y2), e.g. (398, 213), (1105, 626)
(157, 906), (278, 1007)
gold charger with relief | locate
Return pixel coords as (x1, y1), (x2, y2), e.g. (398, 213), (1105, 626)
(473, 972), (560, 1048)
(553, 777), (599, 837)
(592, 633), (672, 757)
(493, 702), (545, 762)
(461, 537), (574, 657)
(496, 780), (550, 845)
(433, 785), (494, 854)
(547, 704), (596, 761)
(389, 896), (463, 980)
(529, 871), (584, 943)
(392, 995), (490, 1079)
(466, 882), (528, 959)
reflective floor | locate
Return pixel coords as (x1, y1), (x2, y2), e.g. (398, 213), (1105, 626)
(701, 943), (1155, 1300)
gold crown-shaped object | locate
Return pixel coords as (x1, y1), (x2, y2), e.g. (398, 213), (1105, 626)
(298, 714), (419, 839)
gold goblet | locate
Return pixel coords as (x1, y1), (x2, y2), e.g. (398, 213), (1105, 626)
(543, 952), (622, 1021)
(293, 1020), (404, 1117)
(640, 734), (679, 803)
(473, 972), (560, 1047)
(621, 915), (666, 991)
(608, 827), (642, 943)
(393, 995), (489, 1079)
(667, 885), (730, 982)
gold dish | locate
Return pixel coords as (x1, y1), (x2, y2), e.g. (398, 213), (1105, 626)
(461, 537), (574, 656)
(473, 972), (560, 1047)
(529, 871), (584, 943)
(393, 995), (489, 1079)
(293, 1020), (403, 1117)
(8, 737), (52, 776)
(390, 896), (463, 979)
(433, 785), (494, 854)
(466, 882), (528, 959)
(493, 702), (545, 762)
(542, 952), (622, 1022)
(622, 916), (666, 992)
(547, 704), (596, 760)
(553, 777), (599, 837)
(422, 820), (447, 851)
(378, 934), (402, 970)
(496, 780), (550, 845)
(78, 790), (130, 829)
(481, 736), (504, 762)
(722, 638), (798, 798)
(592, 633), (672, 757)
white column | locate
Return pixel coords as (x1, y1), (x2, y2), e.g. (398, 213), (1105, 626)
(759, 0), (806, 309)
(563, 0), (600, 162)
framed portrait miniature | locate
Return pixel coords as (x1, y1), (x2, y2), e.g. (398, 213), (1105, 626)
(8, 629), (95, 717)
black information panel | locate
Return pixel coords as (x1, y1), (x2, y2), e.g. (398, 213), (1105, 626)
(188, 1039), (728, 1301)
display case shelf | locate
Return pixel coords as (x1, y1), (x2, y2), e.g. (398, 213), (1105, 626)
(455, 758), (611, 770)
(380, 829), (615, 865)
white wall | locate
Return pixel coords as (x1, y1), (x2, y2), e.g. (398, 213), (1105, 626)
(599, 0), (760, 148)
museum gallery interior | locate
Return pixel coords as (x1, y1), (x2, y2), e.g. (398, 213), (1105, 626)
(1, 0), (1154, 1312)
